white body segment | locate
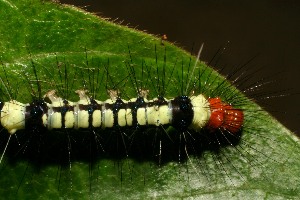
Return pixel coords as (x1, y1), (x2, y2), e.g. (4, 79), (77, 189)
(92, 110), (101, 128)
(145, 99), (172, 126)
(0, 90), (211, 134)
(137, 108), (147, 125)
(0, 101), (26, 134)
(47, 99), (76, 129)
(102, 108), (114, 128)
(189, 95), (211, 131)
(125, 109), (133, 126)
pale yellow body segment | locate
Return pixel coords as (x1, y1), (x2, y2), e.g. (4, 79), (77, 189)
(1, 101), (26, 134)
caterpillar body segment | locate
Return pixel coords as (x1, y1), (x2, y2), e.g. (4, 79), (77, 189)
(0, 90), (244, 134)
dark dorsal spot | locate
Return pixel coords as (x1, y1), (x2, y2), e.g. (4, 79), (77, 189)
(155, 95), (167, 106)
(25, 99), (48, 130)
(134, 96), (146, 109)
(113, 98), (125, 114)
(87, 99), (99, 115)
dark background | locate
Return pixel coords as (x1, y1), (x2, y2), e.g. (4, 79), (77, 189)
(59, 0), (300, 135)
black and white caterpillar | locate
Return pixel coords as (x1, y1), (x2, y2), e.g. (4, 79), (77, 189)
(0, 89), (244, 135)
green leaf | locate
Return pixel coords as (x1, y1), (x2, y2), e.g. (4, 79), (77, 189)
(0, 0), (299, 199)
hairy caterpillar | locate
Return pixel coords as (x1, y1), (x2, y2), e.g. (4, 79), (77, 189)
(0, 88), (243, 135)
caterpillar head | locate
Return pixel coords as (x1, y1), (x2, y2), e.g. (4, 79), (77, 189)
(207, 97), (244, 133)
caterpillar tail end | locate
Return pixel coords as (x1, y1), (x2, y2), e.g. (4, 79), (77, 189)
(1, 101), (26, 135)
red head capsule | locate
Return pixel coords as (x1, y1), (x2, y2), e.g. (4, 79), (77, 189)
(207, 97), (244, 133)
(206, 97), (224, 130)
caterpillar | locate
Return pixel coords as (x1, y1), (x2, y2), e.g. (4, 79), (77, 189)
(0, 88), (243, 135)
